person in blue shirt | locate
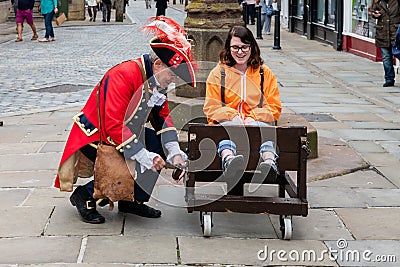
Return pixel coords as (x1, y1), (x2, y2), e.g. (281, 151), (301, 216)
(38, 0), (58, 42)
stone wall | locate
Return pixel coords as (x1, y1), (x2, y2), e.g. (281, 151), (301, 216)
(0, 1), (11, 23)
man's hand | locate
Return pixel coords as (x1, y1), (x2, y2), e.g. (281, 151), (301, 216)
(172, 154), (186, 180)
(152, 155), (165, 171)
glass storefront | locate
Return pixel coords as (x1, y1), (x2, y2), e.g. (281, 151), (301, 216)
(297, 0), (304, 17)
(352, 0), (376, 38)
(316, 0), (336, 26)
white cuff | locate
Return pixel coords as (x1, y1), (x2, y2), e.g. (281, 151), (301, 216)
(164, 141), (188, 164)
(130, 148), (159, 173)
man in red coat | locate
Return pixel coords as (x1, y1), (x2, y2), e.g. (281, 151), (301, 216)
(56, 17), (196, 224)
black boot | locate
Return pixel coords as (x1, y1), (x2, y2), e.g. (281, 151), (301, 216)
(70, 186), (105, 224)
(118, 200), (161, 218)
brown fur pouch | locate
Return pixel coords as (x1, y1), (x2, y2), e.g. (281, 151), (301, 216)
(93, 143), (135, 203)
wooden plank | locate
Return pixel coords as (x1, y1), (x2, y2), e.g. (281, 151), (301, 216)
(186, 195), (308, 216)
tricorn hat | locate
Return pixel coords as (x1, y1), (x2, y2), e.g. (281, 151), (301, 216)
(141, 16), (196, 87)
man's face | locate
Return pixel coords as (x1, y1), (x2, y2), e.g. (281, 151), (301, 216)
(153, 59), (177, 89)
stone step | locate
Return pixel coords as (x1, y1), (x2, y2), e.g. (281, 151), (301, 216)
(168, 92), (318, 159)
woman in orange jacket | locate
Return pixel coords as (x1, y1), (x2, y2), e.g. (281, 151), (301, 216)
(203, 25), (282, 183)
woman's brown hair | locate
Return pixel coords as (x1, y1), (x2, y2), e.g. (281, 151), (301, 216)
(219, 25), (263, 68)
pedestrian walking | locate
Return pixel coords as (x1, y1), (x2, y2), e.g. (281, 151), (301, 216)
(243, 0), (256, 24)
(155, 0), (168, 16)
(146, 0), (152, 9)
(14, 0), (38, 42)
(371, 0), (400, 87)
(55, 17), (196, 224)
(203, 25), (281, 184)
(257, 0), (274, 35)
(38, 0), (57, 42)
(102, 0), (111, 22)
(87, 0), (97, 21)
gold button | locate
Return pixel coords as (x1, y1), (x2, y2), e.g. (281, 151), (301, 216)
(138, 107), (142, 111)
(126, 145), (131, 149)
(134, 115), (138, 119)
(129, 122), (133, 125)
(119, 149), (124, 153)
(134, 139), (138, 143)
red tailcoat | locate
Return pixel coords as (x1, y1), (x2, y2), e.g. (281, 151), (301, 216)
(55, 56), (177, 191)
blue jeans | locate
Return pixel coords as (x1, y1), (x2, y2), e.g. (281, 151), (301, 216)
(260, 13), (272, 34)
(380, 47), (395, 84)
(217, 121), (278, 162)
(43, 11), (55, 39)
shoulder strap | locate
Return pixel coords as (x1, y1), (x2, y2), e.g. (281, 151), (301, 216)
(258, 66), (264, 108)
(220, 67), (226, 106)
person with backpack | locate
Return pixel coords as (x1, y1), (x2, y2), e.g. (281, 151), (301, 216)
(257, 0), (275, 35)
(203, 25), (281, 183)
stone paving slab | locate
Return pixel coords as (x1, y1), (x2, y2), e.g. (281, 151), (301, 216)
(324, 240), (400, 266)
(45, 205), (124, 236)
(0, 207), (53, 237)
(0, 170), (56, 188)
(124, 204), (277, 239)
(83, 235), (177, 264)
(0, 152), (61, 172)
(347, 141), (387, 153)
(307, 187), (367, 208)
(359, 152), (400, 167)
(0, 236), (82, 264)
(307, 137), (369, 181)
(375, 166), (400, 188)
(0, 142), (44, 154)
(23, 188), (70, 207)
(332, 113), (387, 122)
(343, 121), (400, 129)
(178, 237), (338, 266)
(334, 129), (398, 141)
(335, 208), (400, 240)
(308, 169), (395, 189)
(0, 188), (31, 208)
(269, 209), (352, 241)
(355, 189), (400, 207)
(39, 141), (67, 153)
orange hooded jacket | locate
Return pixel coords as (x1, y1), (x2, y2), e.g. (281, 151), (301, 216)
(204, 63), (281, 124)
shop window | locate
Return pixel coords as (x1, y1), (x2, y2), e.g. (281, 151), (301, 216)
(316, 0), (336, 26)
(327, 0), (336, 26)
(297, 0), (304, 17)
(352, 0), (376, 38)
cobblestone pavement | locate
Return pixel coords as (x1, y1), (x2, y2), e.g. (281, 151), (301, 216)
(0, 2), (186, 117)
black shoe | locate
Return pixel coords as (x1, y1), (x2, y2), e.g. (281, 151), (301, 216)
(70, 186), (105, 224)
(222, 155), (245, 179)
(118, 200), (161, 218)
(383, 82), (394, 87)
(259, 161), (279, 183)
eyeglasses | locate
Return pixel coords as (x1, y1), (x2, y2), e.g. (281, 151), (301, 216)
(230, 45), (251, 53)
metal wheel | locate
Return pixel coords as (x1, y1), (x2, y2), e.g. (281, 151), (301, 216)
(280, 215), (293, 240)
(200, 212), (213, 237)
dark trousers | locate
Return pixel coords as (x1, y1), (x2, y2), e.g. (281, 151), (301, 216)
(102, 2), (111, 22)
(156, 7), (166, 16)
(80, 127), (165, 203)
(247, 4), (255, 24)
(43, 11), (55, 38)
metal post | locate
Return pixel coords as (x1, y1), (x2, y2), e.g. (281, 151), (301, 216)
(273, 10), (281, 50)
(256, 5), (263, 39)
(242, 2), (248, 26)
(0, 121), (3, 127)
